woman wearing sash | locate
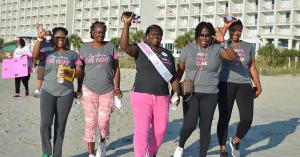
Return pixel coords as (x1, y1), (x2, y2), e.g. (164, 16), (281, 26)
(173, 21), (236, 157)
(120, 13), (178, 157)
(217, 20), (262, 157)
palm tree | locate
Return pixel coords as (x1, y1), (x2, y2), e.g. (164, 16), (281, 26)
(0, 38), (4, 48)
(130, 30), (146, 43)
(110, 37), (120, 50)
(174, 31), (194, 49)
(68, 34), (83, 52)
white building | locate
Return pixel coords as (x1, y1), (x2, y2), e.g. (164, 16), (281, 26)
(1, 0), (300, 54)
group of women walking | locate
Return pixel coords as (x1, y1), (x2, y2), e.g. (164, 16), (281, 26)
(33, 12), (261, 157)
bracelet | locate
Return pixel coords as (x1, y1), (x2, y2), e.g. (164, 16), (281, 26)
(37, 37), (43, 41)
(114, 87), (120, 90)
(220, 40), (228, 49)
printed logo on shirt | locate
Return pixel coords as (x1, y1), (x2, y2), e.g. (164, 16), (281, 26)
(47, 55), (70, 66)
(85, 54), (111, 69)
(196, 52), (208, 69)
(234, 48), (244, 66)
(161, 52), (168, 57)
(158, 54), (172, 65)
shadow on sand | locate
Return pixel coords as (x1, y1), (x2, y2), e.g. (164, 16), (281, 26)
(71, 118), (299, 157)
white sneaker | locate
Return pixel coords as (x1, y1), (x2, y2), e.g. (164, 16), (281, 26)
(173, 145), (183, 157)
(34, 89), (40, 98)
(229, 137), (240, 157)
(96, 140), (106, 157)
(89, 155), (95, 157)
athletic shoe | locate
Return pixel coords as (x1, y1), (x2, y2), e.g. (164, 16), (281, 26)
(229, 137), (240, 157)
(173, 145), (183, 157)
(96, 140), (106, 157)
(220, 151), (228, 157)
(13, 93), (20, 97)
(89, 154), (95, 157)
(34, 89), (40, 98)
(42, 153), (49, 157)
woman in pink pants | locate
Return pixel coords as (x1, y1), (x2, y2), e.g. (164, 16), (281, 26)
(78, 21), (121, 157)
(120, 13), (179, 157)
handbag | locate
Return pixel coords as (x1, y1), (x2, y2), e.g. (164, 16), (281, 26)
(178, 67), (200, 97)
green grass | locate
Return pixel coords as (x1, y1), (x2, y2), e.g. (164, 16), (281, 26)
(257, 62), (300, 76)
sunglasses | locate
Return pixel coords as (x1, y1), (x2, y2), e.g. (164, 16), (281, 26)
(199, 34), (212, 38)
(54, 36), (67, 40)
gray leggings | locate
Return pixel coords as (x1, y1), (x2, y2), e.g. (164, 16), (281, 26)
(40, 89), (74, 157)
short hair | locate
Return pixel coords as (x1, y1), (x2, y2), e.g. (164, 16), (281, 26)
(19, 38), (26, 47)
(194, 21), (216, 41)
(146, 25), (163, 36)
(52, 27), (68, 36)
(90, 21), (106, 39)
(230, 19), (243, 30)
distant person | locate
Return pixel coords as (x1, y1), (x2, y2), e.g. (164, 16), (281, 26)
(39, 27), (83, 157)
(120, 13), (178, 157)
(9, 38), (32, 97)
(32, 26), (55, 97)
(173, 21), (236, 157)
(217, 19), (262, 157)
(77, 21), (122, 157)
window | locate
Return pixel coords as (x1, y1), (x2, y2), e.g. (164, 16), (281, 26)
(165, 43), (174, 53)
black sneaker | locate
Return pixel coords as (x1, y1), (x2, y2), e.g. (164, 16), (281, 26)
(229, 137), (240, 157)
(220, 151), (228, 157)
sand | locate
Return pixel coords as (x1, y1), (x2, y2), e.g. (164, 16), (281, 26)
(0, 68), (300, 157)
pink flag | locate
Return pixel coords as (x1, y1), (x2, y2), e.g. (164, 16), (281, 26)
(1, 56), (29, 79)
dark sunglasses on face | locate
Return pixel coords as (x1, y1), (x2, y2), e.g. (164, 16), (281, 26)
(54, 36), (67, 41)
(230, 29), (243, 32)
(199, 33), (212, 38)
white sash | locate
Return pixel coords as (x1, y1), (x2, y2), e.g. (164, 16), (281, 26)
(137, 42), (173, 82)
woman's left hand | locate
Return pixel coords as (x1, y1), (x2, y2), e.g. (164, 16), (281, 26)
(113, 88), (123, 98)
(254, 87), (262, 98)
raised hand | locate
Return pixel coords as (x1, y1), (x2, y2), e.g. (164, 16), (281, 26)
(122, 11), (133, 24)
(35, 22), (46, 38)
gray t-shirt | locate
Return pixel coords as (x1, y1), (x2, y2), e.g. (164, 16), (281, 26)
(79, 42), (118, 94)
(179, 42), (224, 93)
(219, 40), (255, 83)
(43, 50), (82, 96)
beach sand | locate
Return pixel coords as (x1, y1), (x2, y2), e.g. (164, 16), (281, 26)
(1, 69), (300, 157)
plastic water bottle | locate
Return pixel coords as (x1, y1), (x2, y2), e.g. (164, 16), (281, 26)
(170, 93), (179, 111)
(57, 65), (64, 83)
(114, 96), (122, 110)
(73, 98), (81, 110)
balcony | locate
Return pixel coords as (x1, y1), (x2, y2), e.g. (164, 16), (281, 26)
(231, 6), (243, 13)
(245, 5), (258, 12)
(167, 0), (177, 4)
(101, 0), (109, 6)
(244, 18), (258, 25)
(166, 9), (176, 16)
(166, 21), (176, 29)
(216, 7), (227, 14)
(260, 4), (274, 11)
(75, 3), (82, 9)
